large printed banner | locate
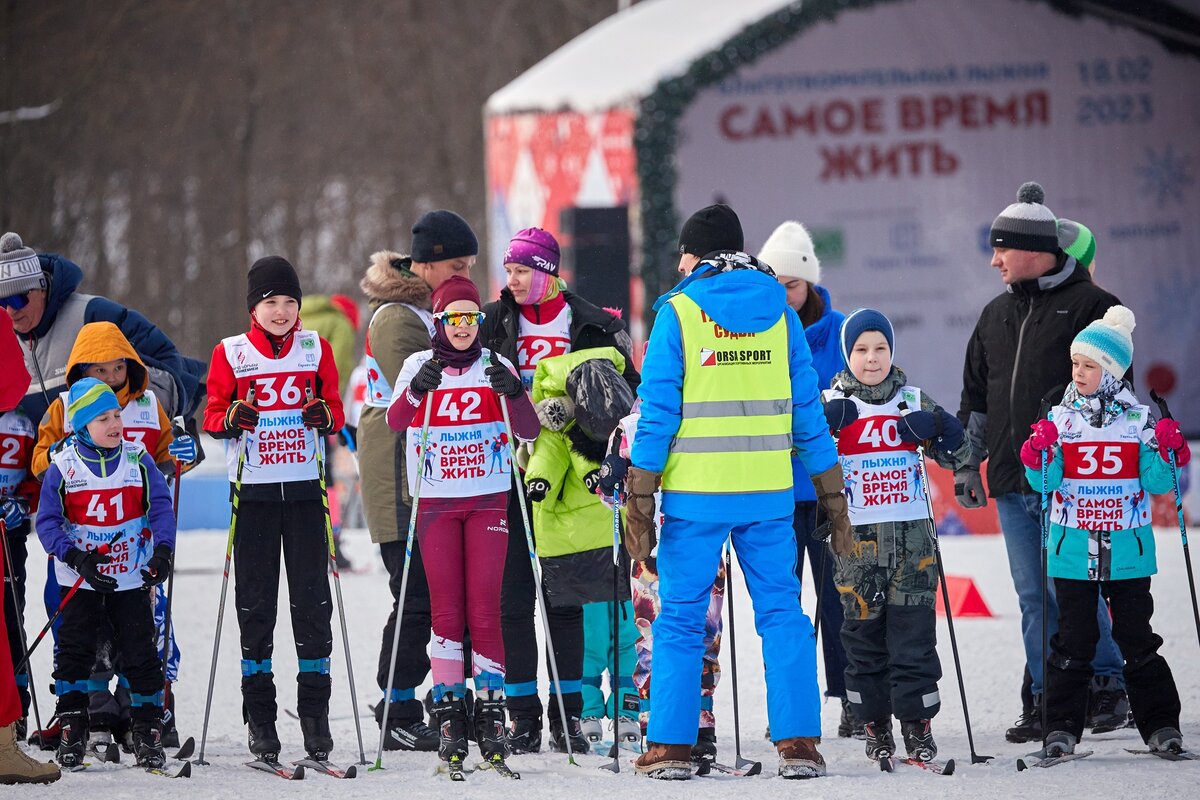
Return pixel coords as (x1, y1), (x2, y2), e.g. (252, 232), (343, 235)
(675, 0), (1200, 428)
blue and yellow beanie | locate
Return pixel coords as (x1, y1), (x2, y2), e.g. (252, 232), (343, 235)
(67, 377), (121, 432)
(1071, 305), (1134, 377)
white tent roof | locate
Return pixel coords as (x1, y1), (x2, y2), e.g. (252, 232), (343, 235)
(486, 0), (799, 115)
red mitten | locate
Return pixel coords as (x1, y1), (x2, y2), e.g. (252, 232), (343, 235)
(1028, 419), (1058, 451)
(1020, 437), (1050, 469)
(1155, 418), (1191, 467)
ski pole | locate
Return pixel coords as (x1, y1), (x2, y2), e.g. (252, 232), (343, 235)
(723, 541), (761, 774)
(1, 518), (43, 734)
(371, 384), (435, 771)
(602, 489), (622, 773)
(159, 456), (182, 739)
(490, 355), (578, 767)
(197, 385), (255, 766)
(1149, 390), (1200, 650)
(1036, 399), (1052, 753)
(308, 384), (368, 766)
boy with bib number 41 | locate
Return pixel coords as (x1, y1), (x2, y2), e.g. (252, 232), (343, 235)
(821, 309), (971, 767)
(1020, 305), (1187, 759)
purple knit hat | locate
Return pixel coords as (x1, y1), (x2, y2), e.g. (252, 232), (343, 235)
(503, 227), (560, 276)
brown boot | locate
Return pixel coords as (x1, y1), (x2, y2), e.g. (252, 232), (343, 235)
(634, 741), (693, 780)
(776, 736), (826, 779)
(0, 722), (61, 784)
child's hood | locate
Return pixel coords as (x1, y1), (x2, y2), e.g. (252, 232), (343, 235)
(65, 321), (149, 399)
(1, 320), (31, 412)
(530, 347), (626, 403)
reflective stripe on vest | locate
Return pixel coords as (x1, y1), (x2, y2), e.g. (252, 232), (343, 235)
(663, 293), (792, 495)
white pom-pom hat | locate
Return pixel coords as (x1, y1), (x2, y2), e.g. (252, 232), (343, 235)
(1071, 305), (1136, 377)
(757, 221), (821, 284)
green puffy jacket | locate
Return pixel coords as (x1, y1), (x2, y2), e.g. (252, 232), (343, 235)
(302, 295), (357, 394)
(526, 347), (626, 606)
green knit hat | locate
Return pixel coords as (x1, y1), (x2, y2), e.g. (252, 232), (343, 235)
(1058, 218), (1096, 269)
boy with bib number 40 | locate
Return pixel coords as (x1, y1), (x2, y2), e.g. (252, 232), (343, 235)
(1020, 305), (1187, 759)
(821, 309), (971, 767)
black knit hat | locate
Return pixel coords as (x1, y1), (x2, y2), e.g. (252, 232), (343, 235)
(990, 182), (1059, 253)
(246, 255), (303, 311)
(679, 203), (744, 256)
(411, 210), (479, 263)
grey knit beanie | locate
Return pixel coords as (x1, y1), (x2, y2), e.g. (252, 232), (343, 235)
(989, 182), (1059, 253)
(0, 233), (47, 298)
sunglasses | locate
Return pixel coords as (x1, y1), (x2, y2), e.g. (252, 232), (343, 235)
(0, 293), (30, 311)
(434, 310), (485, 327)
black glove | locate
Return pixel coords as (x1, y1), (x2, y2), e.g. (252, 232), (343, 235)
(64, 547), (118, 593)
(898, 409), (940, 444)
(583, 469), (602, 493)
(954, 467), (987, 509)
(339, 425), (358, 450)
(526, 478), (551, 502)
(410, 359), (444, 395)
(140, 544), (173, 587)
(931, 409), (965, 452)
(824, 398), (858, 433)
(224, 400), (259, 433)
(598, 454), (628, 497)
(485, 363), (523, 398)
(302, 398), (334, 432)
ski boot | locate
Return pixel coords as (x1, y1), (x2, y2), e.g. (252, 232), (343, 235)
(1148, 726), (1184, 755)
(87, 729), (115, 763)
(634, 742), (692, 780)
(1005, 698), (1042, 743)
(247, 718), (281, 760)
(27, 715), (60, 752)
(548, 713), (589, 754)
(777, 737), (826, 779)
(13, 718), (26, 743)
(1043, 730), (1076, 758)
(434, 694), (470, 763)
(300, 715), (333, 762)
(1087, 676), (1130, 734)
(162, 682), (180, 749)
(615, 716), (641, 749)
(382, 718), (439, 751)
(506, 714), (542, 754)
(581, 717), (604, 746)
(838, 699), (866, 739)
(690, 727), (716, 773)
(900, 719), (937, 762)
(55, 710), (87, 770)
(863, 719), (896, 762)
(131, 719), (166, 769)
(0, 722), (60, 785)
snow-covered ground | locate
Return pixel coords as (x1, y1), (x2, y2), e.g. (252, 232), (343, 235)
(14, 527), (1200, 796)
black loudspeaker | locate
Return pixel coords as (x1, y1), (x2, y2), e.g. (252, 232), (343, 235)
(559, 206), (630, 314)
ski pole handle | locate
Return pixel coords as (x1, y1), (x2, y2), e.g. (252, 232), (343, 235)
(1150, 389), (1173, 422)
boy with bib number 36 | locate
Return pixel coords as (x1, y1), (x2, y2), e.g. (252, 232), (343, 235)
(821, 309), (971, 767)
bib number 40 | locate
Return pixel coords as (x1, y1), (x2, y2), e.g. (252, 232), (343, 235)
(857, 418), (903, 448)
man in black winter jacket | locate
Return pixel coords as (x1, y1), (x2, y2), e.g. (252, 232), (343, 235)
(956, 183), (1129, 744)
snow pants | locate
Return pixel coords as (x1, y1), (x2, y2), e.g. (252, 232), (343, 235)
(1, 526), (29, 719)
(581, 600), (638, 719)
(374, 539), (432, 725)
(649, 514), (819, 745)
(233, 499), (332, 724)
(417, 495), (508, 697)
(1047, 577), (1181, 742)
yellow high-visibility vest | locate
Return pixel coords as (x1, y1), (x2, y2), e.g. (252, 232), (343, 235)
(662, 293), (793, 495)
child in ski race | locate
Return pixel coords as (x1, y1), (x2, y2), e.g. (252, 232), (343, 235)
(386, 275), (538, 772)
(1020, 305), (1187, 758)
(822, 308), (970, 765)
(203, 256), (344, 765)
(36, 378), (176, 770)
(32, 321), (192, 755)
(523, 348), (637, 754)
(599, 401), (728, 772)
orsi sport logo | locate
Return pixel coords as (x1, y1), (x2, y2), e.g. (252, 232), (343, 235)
(699, 347), (771, 366)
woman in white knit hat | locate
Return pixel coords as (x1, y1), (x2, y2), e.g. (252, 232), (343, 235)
(757, 221), (860, 739)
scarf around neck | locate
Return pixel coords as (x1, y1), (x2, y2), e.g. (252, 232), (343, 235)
(1061, 370), (1134, 428)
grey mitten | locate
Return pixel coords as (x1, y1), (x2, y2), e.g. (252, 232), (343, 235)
(536, 395), (576, 431)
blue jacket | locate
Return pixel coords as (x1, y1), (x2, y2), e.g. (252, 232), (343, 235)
(632, 263), (838, 523)
(19, 254), (207, 422)
(793, 284), (845, 502)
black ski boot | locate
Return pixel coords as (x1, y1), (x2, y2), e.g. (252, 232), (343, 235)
(247, 718), (281, 760)
(300, 715), (333, 762)
(382, 718), (439, 751)
(690, 727), (716, 773)
(1087, 676), (1130, 734)
(55, 710), (87, 770)
(863, 719), (896, 762)
(507, 714), (542, 754)
(548, 713), (589, 754)
(14, 717), (26, 742)
(131, 719), (166, 769)
(838, 699), (866, 739)
(1005, 699), (1042, 743)
(900, 719), (937, 762)
(474, 692), (508, 759)
(162, 682), (180, 749)
(434, 694), (470, 763)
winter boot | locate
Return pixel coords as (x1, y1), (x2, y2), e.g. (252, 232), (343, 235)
(474, 692), (508, 759)
(863, 719), (896, 761)
(131, 719), (166, 769)
(247, 718), (281, 760)
(581, 716), (604, 746)
(0, 722), (59, 785)
(838, 698), (866, 738)
(900, 719), (937, 762)
(1005, 696), (1042, 743)
(777, 736), (826, 779)
(1147, 727), (1184, 755)
(434, 694), (470, 762)
(690, 727), (716, 772)
(300, 715), (333, 762)
(548, 713), (589, 754)
(1042, 730), (1077, 758)
(506, 714), (542, 754)
(55, 710), (87, 770)
(382, 718), (439, 751)
(634, 742), (692, 779)
(1086, 676), (1130, 734)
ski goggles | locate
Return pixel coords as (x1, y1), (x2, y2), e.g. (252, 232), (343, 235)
(434, 310), (486, 327)
(0, 292), (30, 311)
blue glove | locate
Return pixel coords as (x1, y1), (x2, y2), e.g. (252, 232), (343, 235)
(598, 454), (628, 497)
(932, 409), (965, 452)
(898, 410), (939, 443)
(824, 398), (858, 433)
(1, 496), (29, 529)
(167, 433), (198, 463)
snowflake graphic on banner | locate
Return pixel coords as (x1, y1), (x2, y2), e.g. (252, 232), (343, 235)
(1135, 145), (1193, 207)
